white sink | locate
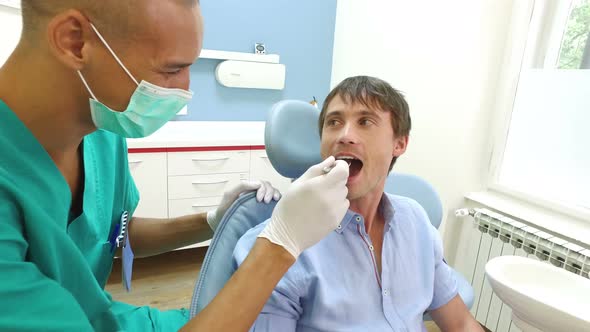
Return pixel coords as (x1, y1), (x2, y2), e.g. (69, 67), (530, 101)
(485, 255), (590, 332)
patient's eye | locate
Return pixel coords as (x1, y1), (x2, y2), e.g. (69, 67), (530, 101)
(359, 118), (374, 126)
(326, 119), (340, 127)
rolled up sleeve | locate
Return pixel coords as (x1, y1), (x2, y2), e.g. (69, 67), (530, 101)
(427, 224), (458, 311)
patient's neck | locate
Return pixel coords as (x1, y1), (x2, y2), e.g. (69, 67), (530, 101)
(349, 188), (385, 235)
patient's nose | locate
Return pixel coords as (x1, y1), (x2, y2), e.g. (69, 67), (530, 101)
(337, 124), (359, 145)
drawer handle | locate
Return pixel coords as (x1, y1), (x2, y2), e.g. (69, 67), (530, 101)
(260, 156), (269, 159)
(192, 204), (219, 208)
(191, 157), (231, 162)
(191, 180), (230, 185)
(129, 160), (143, 164)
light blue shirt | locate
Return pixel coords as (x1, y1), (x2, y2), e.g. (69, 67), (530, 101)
(233, 193), (458, 332)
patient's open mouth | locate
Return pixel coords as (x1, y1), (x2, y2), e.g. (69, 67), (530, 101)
(336, 155), (363, 178)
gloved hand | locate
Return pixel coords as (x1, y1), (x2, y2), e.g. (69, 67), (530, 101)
(258, 156), (350, 259)
(207, 180), (281, 231)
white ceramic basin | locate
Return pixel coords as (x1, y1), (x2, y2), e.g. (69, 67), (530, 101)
(485, 255), (590, 332)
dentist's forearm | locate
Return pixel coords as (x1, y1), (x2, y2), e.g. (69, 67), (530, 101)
(128, 214), (213, 258)
(180, 238), (295, 332)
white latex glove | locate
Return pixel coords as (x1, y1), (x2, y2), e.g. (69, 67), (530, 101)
(258, 156), (350, 259)
(207, 180), (282, 231)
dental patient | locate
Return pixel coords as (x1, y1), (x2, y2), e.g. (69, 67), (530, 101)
(233, 76), (483, 331)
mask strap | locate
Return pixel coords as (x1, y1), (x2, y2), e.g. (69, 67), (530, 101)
(89, 23), (139, 87)
(77, 71), (99, 101)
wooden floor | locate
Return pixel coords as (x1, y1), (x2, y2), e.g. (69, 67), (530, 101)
(106, 247), (206, 311)
(106, 248), (445, 331)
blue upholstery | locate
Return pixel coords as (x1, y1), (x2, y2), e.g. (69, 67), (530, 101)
(384, 174), (443, 230)
(264, 100), (323, 179)
(190, 99), (474, 318)
(190, 193), (276, 316)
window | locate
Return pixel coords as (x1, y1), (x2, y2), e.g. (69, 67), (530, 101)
(490, 0), (590, 216)
(557, 0), (590, 69)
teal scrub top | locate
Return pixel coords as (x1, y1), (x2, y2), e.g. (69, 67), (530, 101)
(0, 100), (189, 331)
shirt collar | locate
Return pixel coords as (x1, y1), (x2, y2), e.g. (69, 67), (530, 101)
(335, 193), (397, 234)
(335, 210), (362, 234)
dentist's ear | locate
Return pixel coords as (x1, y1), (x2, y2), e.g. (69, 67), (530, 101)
(392, 135), (409, 157)
(46, 9), (94, 71)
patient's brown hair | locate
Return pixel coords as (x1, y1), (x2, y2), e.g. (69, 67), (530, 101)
(318, 75), (411, 171)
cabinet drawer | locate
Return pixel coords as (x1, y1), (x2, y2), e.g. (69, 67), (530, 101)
(250, 150), (292, 194)
(168, 173), (248, 199)
(168, 197), (222, 218)
(167, 150), (250, 176)
(128, 152), (168, 218)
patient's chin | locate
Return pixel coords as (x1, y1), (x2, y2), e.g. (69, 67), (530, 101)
(345, 186), (364, 201)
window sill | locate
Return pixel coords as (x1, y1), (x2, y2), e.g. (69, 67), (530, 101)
(465, 190), (590, 250)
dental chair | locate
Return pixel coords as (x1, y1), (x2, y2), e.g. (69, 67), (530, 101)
(189, 100), (474, 319)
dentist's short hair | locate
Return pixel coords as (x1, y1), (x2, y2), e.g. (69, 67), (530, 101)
(318, 75), (412, 171)
(20, 0), (198, 41)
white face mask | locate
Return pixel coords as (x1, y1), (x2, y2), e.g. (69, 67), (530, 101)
(77, 23), (194, 138)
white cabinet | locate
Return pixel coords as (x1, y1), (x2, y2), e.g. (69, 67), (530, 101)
(128, 147), (292, 251)
(167, 150), (250, 176)
(168, 197), (223, 218)
(250, 150), (292, 194)
(128, 152), (168, 219)
(168, 173), (249, 200)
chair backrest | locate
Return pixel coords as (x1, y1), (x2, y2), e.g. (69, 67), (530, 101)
(190, 192), (276, 316)
(385, 173), (443, 229)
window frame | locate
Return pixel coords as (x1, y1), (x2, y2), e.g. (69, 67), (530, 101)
(485, 0), (590, 222)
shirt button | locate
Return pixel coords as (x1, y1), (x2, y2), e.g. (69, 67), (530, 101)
(337, 224), (342, 230)
(383, 289), (389, 296)
(369, 245), (374, 251)
(355, 216), (362, 222)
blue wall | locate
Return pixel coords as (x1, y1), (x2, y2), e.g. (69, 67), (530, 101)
(174, 0), (337, 121)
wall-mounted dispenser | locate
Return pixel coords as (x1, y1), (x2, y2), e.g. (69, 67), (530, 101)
(215, 60), (286, 90)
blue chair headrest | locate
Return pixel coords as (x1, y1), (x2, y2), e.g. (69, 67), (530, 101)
(264, 100), (323, 179)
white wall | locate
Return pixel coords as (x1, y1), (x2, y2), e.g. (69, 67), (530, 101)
(331, 0), (514, 264)
(0, 5), (22, 66)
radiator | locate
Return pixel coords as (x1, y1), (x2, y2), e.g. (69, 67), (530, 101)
(457, 208), (590, 332)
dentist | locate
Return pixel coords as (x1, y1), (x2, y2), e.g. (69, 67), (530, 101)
(0, 0), (349, 331)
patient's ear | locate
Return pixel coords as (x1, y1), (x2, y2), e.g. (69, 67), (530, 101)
(392, 135), (408, 157)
